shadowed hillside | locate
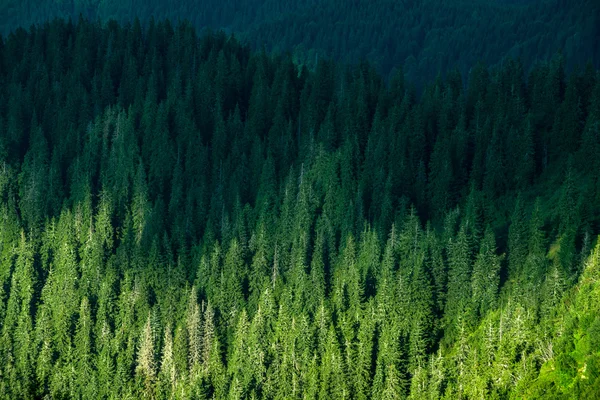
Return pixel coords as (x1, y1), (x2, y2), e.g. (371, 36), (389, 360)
(0, 0), (598, 87)
(0, 19), (598, 398)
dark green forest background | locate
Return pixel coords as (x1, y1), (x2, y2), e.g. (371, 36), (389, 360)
(0, 3), (599, 400)
(1, 0), (599, 87)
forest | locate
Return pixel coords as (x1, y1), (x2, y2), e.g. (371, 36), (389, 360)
(0, 16), (599, 399)
(0, 0), (599, 87)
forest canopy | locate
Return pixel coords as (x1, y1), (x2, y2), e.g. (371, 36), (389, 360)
(0, 16), (599, 399)
(0, 0), (598, 87)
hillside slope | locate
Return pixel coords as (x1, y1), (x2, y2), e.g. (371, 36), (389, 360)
(0, 0), (598, 86)
(0, 19), (599, 398)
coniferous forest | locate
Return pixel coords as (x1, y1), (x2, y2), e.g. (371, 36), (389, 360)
(1, 0), (599, 86)
(0, 11), (599, 400)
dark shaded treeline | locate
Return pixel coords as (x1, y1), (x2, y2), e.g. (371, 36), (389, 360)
(0, 19), (599, 399)
(1, 0), (598, 87)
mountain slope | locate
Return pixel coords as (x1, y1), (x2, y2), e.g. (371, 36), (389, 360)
(0, 0), (598, 86)
(0, 19), (599, 398)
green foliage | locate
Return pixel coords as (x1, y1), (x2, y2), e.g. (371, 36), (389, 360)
(1, 0), (598, 90)
(0, 17), (597, 399)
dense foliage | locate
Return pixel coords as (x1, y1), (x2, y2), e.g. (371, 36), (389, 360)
(0, 19), (599, 398)
(1, 0), (598, 86)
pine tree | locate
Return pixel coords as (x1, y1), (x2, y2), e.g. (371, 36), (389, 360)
(228, 309), (251, 397)
(137, 312), (157, 397)
(556, 159), (580, 276)
(18, 123), (49, 230)
(508, 194), (528, 280)
(372, 320), (407, 400)
(132, 159), (151, 247)
(320, 324), (349, 399)
(307, 227), (327, 315)
(187, 288), (203, 374)
(523, 198), (547, 288)
(95, 315), (115, 400)
(74, 297), (97, 399)
(248, 222), (271, 313)
(353, 303), (376, 400)
(247, 299), (269, 395)
(34, 306), (54, 398)
(426, 224), (447, 316)
(444, 224), (473, 340)
(471, 227), (502, 319)
(428, 137), (453, 219)
(221, 239), (246, 326)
